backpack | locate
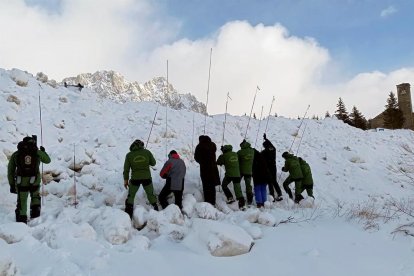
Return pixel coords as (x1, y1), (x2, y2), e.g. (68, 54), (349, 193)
(16, 138), (39, 177)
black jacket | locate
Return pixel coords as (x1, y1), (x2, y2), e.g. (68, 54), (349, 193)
(194, 135), (220, 186)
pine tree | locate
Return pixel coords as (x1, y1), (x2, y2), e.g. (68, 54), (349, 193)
(325, 111), (331, 118)
(335, 97), (350, 124)
(349, 106), (367, 130)
(383, 92), (405, 129)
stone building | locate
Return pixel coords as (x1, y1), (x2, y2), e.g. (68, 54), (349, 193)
(369, 83), (414, 130)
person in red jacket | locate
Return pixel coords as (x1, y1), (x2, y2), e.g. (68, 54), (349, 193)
(159, 150), (186, 209)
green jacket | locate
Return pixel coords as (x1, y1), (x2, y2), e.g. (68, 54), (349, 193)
(282, 153), (303, 180)
(8, 150), (51, 187)
(123, 142), (156, 180)
(237, 141), (254, 175)
(299, 158), (313, 185)
(217, 145), (240, 177)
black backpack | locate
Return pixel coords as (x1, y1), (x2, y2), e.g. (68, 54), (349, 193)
(16, 137), (39, 177)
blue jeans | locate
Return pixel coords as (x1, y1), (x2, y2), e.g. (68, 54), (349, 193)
(254, 184), (267, 204)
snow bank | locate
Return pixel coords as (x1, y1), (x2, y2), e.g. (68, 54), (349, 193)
(0, 222), (30, 244)
(90, 207), (131, 245)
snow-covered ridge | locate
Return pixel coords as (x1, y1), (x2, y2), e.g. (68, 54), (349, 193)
(62, 70), (207, 114)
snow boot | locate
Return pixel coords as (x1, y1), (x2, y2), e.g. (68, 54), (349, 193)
(226, 197), (235, 204)
(294, 194), (304, 204)
(152, 203), (159, 211)
(125, 204), (134, 219)
(238, 197), (246, 210)
(16, 215), (28, 224)
(246, 193), (253, 205)
(30, 205), (41, 219)
(275, 196), (283, 202)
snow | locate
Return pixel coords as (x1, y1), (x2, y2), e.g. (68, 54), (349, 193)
(1, 68), (414, 275)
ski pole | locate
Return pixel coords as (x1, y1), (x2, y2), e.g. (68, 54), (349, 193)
(203, 48), (213, 134)
(38, 83), (45, 206)
(254, 105), (264, 148)
(244, 85), (260, 139)
(146, 104), (160, 148)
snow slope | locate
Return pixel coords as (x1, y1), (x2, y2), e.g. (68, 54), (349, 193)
(1, 68), (413, 276)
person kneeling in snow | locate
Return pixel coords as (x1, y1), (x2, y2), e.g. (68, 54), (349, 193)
(297, 157), (314, 200)
(217, 145), (245, 209)
(123, 139), (158, 218)
(8, 136), (51, 223)
(158, 150), (186, 210)
(281, 151), (303, 203)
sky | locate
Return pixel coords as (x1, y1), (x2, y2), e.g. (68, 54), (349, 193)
(1, 0), (414, 118)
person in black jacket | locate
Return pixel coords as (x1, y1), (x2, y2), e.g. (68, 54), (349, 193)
(262, 134), (283, 201)
(252, 149), (271, 208)
(194, 135), (220, 206)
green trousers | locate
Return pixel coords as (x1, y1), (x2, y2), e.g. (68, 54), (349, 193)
(16, 177), (41, 217)
(126, 179), (157, 205)
(222, 176), (243, 200)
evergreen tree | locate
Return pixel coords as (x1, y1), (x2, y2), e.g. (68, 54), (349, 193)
(325, 111), (331, 118)
(349, 106), (367, 130)
(335, 97), (350, 124)
(383, 92), (405, 129)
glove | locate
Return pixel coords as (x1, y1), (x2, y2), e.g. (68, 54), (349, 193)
(40, 146), (45, 152)
(263, 133), (267, 140)
(124, 180), (129, 189)
(10, 185), (17, 194)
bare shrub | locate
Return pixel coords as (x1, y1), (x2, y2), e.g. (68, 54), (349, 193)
(36, 72), (48, 83)
(7, 95), (20, 105)
(15, 79), (28, 87)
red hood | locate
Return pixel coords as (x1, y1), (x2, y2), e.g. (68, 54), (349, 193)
(170, 153), (180, 159)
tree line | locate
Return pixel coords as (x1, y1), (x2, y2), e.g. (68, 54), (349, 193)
(326, 92), (405, 130)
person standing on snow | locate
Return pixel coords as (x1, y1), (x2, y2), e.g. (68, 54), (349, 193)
(237, 140), (254, 205)
(281, 151), (303, 203)
(8, 136), (51, 223)
(123, 139), (158, 218)
(194, 135), (221, 206)
(217, 145), (245, 209)
(297, 157), (314, 200)
(158, 150), (186, 210)
(252, 149), (272, 208)
(262, 134), (283, 202)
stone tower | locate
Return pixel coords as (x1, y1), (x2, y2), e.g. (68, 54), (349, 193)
(396, 83), (414, 129)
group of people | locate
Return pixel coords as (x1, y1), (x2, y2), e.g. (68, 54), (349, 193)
(7, 133), (314, 223)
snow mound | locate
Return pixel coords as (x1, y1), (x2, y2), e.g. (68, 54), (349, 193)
(0, 222), (30, 244)
(132, 205), (148, 229)
(146, 205), (187, 241)
(194, 202), (224, 220)
(191, 219), (254, 257)
(257, 212), (276, 226)
(91, 207), (131, 245)
(0, 241), (19, 276)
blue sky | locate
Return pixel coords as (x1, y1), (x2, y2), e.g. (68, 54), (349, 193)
(2, 0), (414, 118)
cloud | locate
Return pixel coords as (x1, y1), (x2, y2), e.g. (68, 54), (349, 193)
(1, 1), (413, 120)
(380, 6), (397, 18)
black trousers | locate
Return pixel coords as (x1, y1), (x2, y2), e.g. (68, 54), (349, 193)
(158, 178), (184, 209)
(268, 170), (282, 197)
(201, 176), (216, 206)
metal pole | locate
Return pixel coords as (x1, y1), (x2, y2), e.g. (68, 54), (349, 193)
(288, 104), (310, 153)
(222, 92), (232, 145)
(191, 112), (195, 157)
(254, 105), (264, 148)
(264, 96), (275, 134)
(73, 144), (77, 207)
(146, 105), (160, 148)
(165, 60), (169, 157)
(203, 48), (213, 134)
(295, 117), (310, 156)
(38, 83), (45, 206)
(244, 86), (260, 139)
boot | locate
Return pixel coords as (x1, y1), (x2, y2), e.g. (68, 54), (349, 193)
(238, 197), (246, 210)
(152, 203), (159, 211)
(16, 215), (28, 224)
(294, 194), (304, 204)
(275, 196), (283, 202)
(226, 197), (235, 204)
(246, 193), (253, 205)
(125, 204), (134, 219)
(30, 206), (41, 219)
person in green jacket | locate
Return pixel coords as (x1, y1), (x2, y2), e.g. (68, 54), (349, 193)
(281, 151), (303, 203)
(123, 139), (158, 218)
(217, 145), (245, 209)
(8, 136), (51, 223)
(237, 140), (254, 205)
(297, 157), (314, 199)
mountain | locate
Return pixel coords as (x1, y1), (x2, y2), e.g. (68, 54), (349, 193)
(62, 70), (207, 114)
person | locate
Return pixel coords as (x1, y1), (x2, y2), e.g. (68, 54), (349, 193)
(8, 136), (51, 223)
(252, 149), (272, 208)
(281, 151), (303, 203)
(217, 145), (245, 209)
(237, 140), (254, 205)
(297, 157), (314, 199)
(262, 134), (283, 201)
(158, 150), (186, 210)
(123, 139), (158, 218)
(194, 135), (220, 206)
